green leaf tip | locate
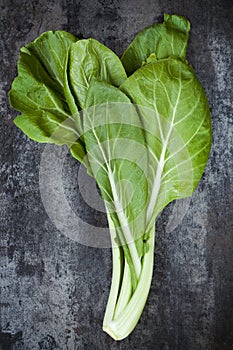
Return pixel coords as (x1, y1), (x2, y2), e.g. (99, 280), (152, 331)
(164, 13), (191, 33)
(121, 13), (191, 75)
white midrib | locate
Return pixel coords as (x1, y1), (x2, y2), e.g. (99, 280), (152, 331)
(146, 84), (181, 224)
(108, 168), (141, 278)
(90, 125), (141, 278)
(146, 142), (167, 223)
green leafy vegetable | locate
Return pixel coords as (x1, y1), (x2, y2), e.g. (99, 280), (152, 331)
(8, 14), (212, 341)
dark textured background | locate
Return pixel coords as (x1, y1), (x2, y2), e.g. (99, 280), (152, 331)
(0, 0), (232, 349)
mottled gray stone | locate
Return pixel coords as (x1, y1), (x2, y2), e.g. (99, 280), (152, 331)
(0, 0), (232, 349)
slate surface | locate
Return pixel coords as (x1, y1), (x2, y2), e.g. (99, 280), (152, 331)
(0, 0), (232, 349)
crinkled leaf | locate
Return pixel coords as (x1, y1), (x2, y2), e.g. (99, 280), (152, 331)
(9, 30), (87, 163)
(121, 14), (190, 75)
(69, 39), (127, 109)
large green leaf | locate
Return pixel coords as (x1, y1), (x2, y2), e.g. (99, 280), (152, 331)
(83, 80), (149, 283)
(121, 57), (212, 226)
(83, 80), (158, 339)
(69, 39), (127, 109)
(121, 14), (190, 75)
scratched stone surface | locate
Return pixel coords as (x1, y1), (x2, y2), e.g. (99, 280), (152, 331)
(0, 0), (232, 349)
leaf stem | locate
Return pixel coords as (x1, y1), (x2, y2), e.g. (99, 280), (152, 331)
(103, 213), (123, 325)
(114, 257), (131, 318)
(103, 225), (155, 340)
